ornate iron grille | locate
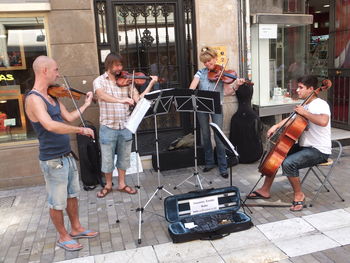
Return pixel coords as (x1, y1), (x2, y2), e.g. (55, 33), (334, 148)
(94, 0), (197, 132)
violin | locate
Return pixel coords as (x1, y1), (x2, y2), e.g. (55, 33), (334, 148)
(48, 84), (97, 103)
(208, 64), (254, 86)
(115, 71), (164, 87)
(258, 79), (332, 177)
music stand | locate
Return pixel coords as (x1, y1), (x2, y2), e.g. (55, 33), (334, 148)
(126, 89), (173, 244)
(209, 123), (252, 214)
(173, 89), (221, 190)
(142, 89), (174, 207)
(209, 123), (238, 187)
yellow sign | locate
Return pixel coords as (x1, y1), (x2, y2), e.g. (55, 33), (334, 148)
(0, 74), (14, 81)
(212, 46), (227, 66)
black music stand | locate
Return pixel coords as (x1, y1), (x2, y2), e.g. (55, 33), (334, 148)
(209, 122), (252, 214)
(173, 89), (221, 190)
(209, 123), (238, 187)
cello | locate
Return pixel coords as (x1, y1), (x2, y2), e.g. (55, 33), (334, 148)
(258, 79), (332, 177)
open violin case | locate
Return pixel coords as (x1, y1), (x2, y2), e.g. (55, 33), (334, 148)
(164, 186), (253, 243)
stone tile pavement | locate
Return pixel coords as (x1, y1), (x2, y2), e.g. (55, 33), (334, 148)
(1, 145), (350, 262)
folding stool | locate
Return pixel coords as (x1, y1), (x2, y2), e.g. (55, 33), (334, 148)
(301, 140), (345, 207)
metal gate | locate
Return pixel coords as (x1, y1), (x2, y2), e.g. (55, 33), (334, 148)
(93, 0), (197, 132)
(328, 0), (350, 129)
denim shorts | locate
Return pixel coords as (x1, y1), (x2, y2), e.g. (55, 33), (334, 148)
(39, 155), (80, 210)
(99, 125), (133, 172)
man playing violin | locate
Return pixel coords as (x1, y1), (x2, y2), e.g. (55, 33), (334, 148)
(189, 46), (245, 178)
(247, 75), (331, 212)
(25, 56), (98, 251)
(93, 53), (158, 198)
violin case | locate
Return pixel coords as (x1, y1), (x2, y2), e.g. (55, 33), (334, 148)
(76, 121), (103, 190)
(164, 186), (253, 243)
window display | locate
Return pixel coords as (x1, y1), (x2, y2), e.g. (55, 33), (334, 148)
(0, 16), (48, 143)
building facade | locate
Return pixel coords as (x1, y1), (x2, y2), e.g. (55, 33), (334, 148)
(0, 0), (348, 188)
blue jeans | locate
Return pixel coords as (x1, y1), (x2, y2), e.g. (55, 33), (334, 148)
(99, 125), (133, 172)
(197, 112), (227, 173)
(39, 154), (80, 210)
(282, 144), (329, 177)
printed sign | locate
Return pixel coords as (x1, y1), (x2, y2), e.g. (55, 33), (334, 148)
(259, 24), (277, 39)
(189, 195), (219, 215)
(4, 118), (16, 126)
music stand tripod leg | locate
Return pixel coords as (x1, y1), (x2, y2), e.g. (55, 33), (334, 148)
(174, 107), (212, 190)
(133, 131), (144, 244)
(143, 115), (172, 208)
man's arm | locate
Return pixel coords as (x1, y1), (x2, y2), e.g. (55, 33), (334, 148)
(294, 105), (329, 127)
(267, 117), (290, 138)
(59, 91), (93, 123)
(25, 94), (94, 137)
(132, 76), (158, 102)
(95, 88), (134, 105)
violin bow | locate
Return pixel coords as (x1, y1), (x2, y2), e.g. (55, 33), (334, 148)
(213, 58), (229, 91)
(131, 69), (135, 99)
(62, 76), (87, 129)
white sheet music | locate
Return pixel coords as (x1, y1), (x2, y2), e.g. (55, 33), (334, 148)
(125, 98), (151, 134)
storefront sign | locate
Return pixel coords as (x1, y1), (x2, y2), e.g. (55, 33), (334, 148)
(259, 24), (277, 39)
(212, 46), (228, 65)
(0, 74), (14, 81)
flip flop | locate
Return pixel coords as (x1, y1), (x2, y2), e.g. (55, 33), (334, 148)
(117, 185), (137, 195)
(70, 230), (99, 239)
(56, 240), (83, 251)
(246, 191), (270, 200)
(97, 187), (112, 198)
(290, 199), (306, 212)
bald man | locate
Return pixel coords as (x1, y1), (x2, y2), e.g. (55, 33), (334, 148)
(25, 56), (98, 251)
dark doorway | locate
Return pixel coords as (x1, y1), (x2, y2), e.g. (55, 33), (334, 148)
(93, 0), (197, 154)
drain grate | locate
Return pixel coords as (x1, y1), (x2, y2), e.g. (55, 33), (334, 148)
(0, 196), (16, 208)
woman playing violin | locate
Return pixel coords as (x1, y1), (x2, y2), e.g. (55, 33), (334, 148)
(247, 75), (331, 212)
(189, 46), (245, 178)
(93, 52), (158, 198)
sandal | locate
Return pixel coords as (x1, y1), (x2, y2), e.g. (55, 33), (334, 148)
(247, 191), (270, 200)
(290, 199), (306, 212)
(56, 239), (83, 251)
(97, 187), (112, 198)
(117, 185), (137, 195)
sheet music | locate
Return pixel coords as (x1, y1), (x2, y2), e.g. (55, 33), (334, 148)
(125, 98), (151, 134)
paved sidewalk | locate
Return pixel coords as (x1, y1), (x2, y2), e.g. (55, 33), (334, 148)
(54, 207), (350, 263)
(1, 145), (350, 263)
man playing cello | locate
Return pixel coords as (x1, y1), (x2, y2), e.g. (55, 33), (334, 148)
(247, 75), (331, 212)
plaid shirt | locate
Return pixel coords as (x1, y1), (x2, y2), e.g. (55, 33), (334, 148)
(93, 72), (134, 130)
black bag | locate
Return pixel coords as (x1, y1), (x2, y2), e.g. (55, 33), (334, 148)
(164, 186), (253, 243)
(76, 122), (103, 190)
(152, 147), (205, 171)
(229, 83), (263, 163)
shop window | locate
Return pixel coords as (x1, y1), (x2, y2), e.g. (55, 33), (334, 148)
(0, 16), (47, 143)
(251, 24), (309, 109)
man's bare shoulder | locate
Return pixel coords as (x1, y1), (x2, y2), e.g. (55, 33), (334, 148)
(26, 93), (46, 112)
